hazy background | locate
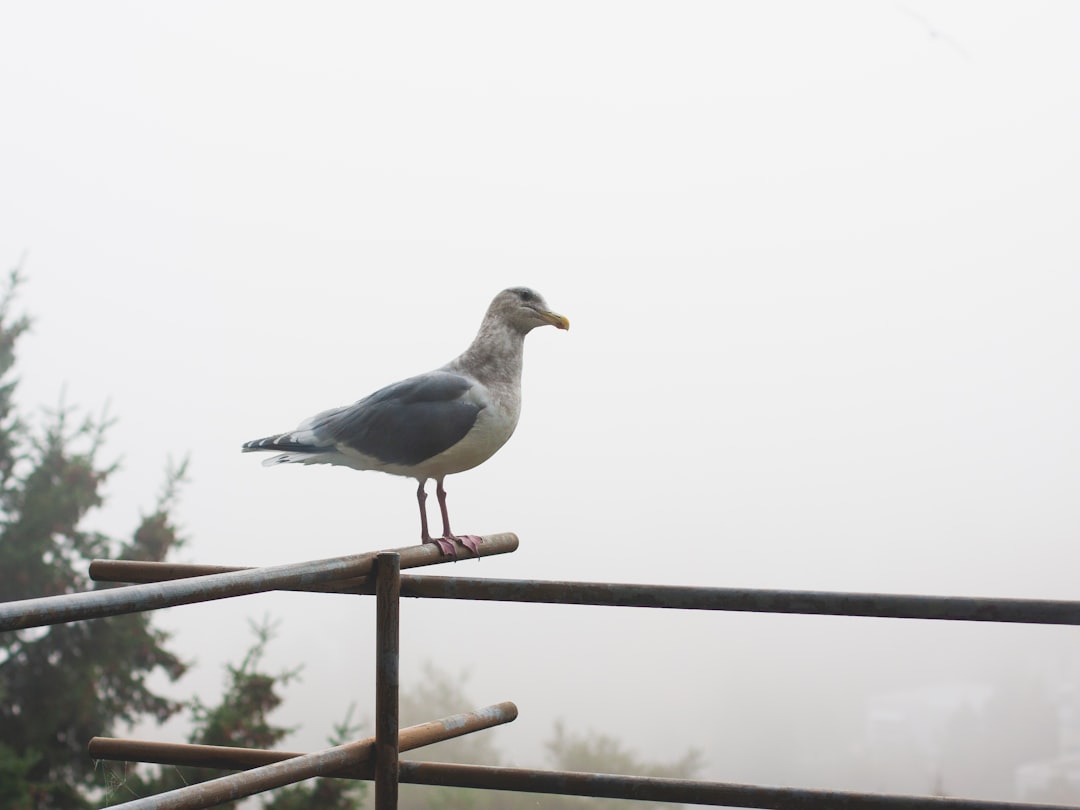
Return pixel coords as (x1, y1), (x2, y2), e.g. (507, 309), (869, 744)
(1, 1), (1079, 802)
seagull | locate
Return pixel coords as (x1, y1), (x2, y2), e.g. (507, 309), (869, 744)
(242, 287), (569, 556)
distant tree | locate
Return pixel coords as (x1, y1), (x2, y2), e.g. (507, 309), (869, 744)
(0, 269), (188, 809)
(540, 721), (703, 810)
(398, 662), (703, 810)
(0, 268), (363, 808)
(397, 662), (505, 810)
(109, 620), (367, 809)
(258, 706), (368, 810)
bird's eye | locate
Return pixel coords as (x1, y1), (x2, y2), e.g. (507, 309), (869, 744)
(519, 290), (535, 302)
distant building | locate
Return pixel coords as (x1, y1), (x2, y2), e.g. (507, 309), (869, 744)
(858, 660), (1080, 802)
(1015, 662), (1080, 804)
(861, 682), (993, 794)
(1016, 754), (1080, 804)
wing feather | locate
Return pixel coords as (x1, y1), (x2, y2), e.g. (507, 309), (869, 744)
(312, 371), (483, 466)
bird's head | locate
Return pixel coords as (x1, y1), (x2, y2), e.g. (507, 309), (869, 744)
(491, 287), (570, 334)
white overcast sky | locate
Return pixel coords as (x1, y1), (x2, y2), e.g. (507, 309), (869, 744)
(1, 1), (1079, 798)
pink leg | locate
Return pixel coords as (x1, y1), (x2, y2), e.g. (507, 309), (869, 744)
(417, 480), (455, 556)
(436, 478), (483, 557)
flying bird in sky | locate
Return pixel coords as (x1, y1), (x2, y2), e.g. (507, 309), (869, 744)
(243, 287), (569, 556)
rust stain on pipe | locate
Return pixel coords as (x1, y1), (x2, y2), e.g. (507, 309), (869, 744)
(0, 534), (517, 632)
(90, 701), (518, 809)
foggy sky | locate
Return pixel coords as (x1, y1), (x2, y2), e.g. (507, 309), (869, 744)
(1, 2), (1078, 802)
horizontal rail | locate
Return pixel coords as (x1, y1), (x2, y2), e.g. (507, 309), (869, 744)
(381, 576), (1080, 625)
(396, 761), (1072, 810)
(90, 560), (370, 594)
(88, 534), (517, 592)
(0, 534), (517, 632)
(91, 738), (309, 772)
(92, 702), (518, 810)
(86, 741), (1074, 810)
(81, 561), (1080, 626)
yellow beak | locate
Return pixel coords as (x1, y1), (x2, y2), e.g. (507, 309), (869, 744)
(541, 310), (570, 330)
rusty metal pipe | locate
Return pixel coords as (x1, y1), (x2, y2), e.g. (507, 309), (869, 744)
(396, 761), (1070, 810)
(0, 534), (517, 632)
(85, 744), (1071, 810)
(90, 560), (371, 594)
(389, 575), (1080, 625)
(87, 533), (516, 593)
(90, 702), (518, 810)
(375, 553), (401, 810)
(89, 737), (306, 771)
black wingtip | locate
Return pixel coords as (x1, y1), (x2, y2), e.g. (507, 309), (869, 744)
(242, 435), (328, 455)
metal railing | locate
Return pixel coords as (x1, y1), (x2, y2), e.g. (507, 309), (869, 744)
(2, 533), (1079, 809)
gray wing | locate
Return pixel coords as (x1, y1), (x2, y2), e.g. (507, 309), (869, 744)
(310, 370), (484, 466)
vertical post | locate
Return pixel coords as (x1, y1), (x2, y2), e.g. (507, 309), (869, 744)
(375, 552), (401, 810)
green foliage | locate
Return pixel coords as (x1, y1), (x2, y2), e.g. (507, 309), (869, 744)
(0, 268), (189, 809)
(190, 618), (301, 752)
(0, 742), (37, 810)
(0, 267), (364, 808)
(260, 706), (368, 810)
(105, 620), (367, 809)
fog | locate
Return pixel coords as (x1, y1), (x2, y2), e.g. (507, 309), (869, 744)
(2, 1), (1079, 803)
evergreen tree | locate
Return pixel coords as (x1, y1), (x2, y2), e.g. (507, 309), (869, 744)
(0, 265), (365, 807)
(0, 269), (189, 808)
(109, 620), (367, 809)
(540, 722), (703, 810)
